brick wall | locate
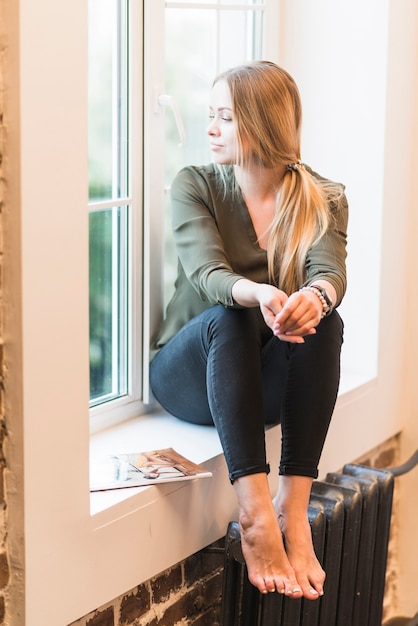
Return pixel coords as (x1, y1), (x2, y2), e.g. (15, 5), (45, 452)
(69, 436), (401, 626)
(0, 11), (10, 622)
(69, 539), (225, 626)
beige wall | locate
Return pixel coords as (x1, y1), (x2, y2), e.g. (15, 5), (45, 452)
(398, 0), (418, 611)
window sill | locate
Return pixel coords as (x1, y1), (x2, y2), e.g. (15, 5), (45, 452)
(89, 410), (226, 516)
(89, 364), (374, 517)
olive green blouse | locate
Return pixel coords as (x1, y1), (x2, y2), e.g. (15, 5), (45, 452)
(151, 163), (348, 358)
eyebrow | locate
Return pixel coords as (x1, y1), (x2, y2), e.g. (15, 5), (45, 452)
(209, 106), (233, 112)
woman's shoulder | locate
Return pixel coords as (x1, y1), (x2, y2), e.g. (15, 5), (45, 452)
(304, 164), (348, 214)
(171, 163), (233, 200)
(304, 164), (345, 191)
(172, 163), (217, 185)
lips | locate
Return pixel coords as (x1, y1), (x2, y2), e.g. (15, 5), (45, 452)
(210, 143), (223, 150)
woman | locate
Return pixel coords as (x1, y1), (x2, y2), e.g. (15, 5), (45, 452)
(150, 61), (348, 600)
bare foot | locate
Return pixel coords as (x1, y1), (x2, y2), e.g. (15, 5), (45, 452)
(273, 499), (325, 599)
(239, 506), (303, 597)
(233, 474), (303, 597)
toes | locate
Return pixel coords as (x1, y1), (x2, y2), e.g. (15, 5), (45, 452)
(249, 573), (270, 594)
(304, 587), (321, 600)
(295, 575), (324, 600)
(306, 573), (325, 598)
(274, 580), (291, 595)
(265, 580), (276, 594)
(259, 576), (302, 597)
(249, 573), (283, 595)
(284, 584), (302, 598)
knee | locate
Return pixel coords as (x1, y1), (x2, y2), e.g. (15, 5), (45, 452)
(206, 306), (261, 343)
(317, 310), (344, 343)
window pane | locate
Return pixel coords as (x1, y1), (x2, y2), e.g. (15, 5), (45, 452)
(88, 0), (129, 201)
(220, 0), (262, 4)
(163, 6), (263, 308)
(166, 0), (215, 3)
(164, 8), (263, 187)
(88, 0), (130, 408)
(165, 8), (217, 186)
(89, 208), (129, 405)
(219, 11), (263, 67)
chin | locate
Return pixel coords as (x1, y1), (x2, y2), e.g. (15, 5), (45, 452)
(212, 156), (234, 165)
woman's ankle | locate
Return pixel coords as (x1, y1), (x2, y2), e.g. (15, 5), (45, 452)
(234, 473), (273, 515)
(273, 475), (313, 516)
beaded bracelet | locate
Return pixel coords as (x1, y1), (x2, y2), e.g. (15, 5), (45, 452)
(299, 285), (330, 318)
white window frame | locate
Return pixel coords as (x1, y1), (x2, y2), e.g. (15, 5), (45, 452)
(9, 0), (410, 624)
(89, 0), (145, 431)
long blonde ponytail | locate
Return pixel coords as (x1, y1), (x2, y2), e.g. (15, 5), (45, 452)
(267, 165), (330, 294)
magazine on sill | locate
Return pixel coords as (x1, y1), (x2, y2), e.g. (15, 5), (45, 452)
(90, 447), (212, 492)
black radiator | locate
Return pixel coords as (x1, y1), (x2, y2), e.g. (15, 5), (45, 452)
(220, 463), (396, 626)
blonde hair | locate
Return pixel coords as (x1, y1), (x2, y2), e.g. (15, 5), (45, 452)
(214, 61), (339, 294)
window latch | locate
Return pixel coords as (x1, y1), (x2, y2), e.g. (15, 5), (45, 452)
(157, 94), (187, 148)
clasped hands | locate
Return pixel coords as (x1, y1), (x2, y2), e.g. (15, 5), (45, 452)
(257, 284), (323, 343)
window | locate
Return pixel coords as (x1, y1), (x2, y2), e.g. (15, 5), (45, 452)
(87, 0), (385, 429)
(88, 0), (143, 426)
(88, 0), (130, 406)
(89, 0), (280, 418)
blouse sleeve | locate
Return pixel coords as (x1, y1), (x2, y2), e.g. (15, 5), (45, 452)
(170, 167), (245, 307)
(304, 190), (349, 307)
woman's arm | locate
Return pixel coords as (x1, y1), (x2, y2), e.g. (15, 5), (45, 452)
(171, 167), (246, 307)
(231, 278), (323, 344)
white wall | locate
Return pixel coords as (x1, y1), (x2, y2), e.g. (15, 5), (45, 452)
(280, 0), (388, 384)
(279, 0), (388, 385)
(277, 0), (407, 474)
(278, 0), (418, 615)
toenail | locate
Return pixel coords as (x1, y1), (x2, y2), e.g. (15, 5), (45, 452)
(310, 589), (319, 595)
(287, 587), (301, 595)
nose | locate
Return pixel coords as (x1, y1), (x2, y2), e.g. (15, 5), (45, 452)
(206, 118), (220, 136)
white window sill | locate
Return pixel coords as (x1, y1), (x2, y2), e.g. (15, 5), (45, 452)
(89, 365), (374, 517)
(89, 410), (225, 516)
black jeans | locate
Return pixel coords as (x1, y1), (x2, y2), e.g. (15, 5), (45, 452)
(150, 305), (344, 483)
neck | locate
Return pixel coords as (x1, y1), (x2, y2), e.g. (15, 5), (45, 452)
(234, 162), (286, 201)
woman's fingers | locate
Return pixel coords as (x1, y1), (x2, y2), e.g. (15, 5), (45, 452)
(274, 291), (321, 335)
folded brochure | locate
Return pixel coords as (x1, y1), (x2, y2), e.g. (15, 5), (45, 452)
(90, 447), (212, 491)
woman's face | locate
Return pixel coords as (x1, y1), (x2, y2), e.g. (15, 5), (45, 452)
(207, 80), (239, 165)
